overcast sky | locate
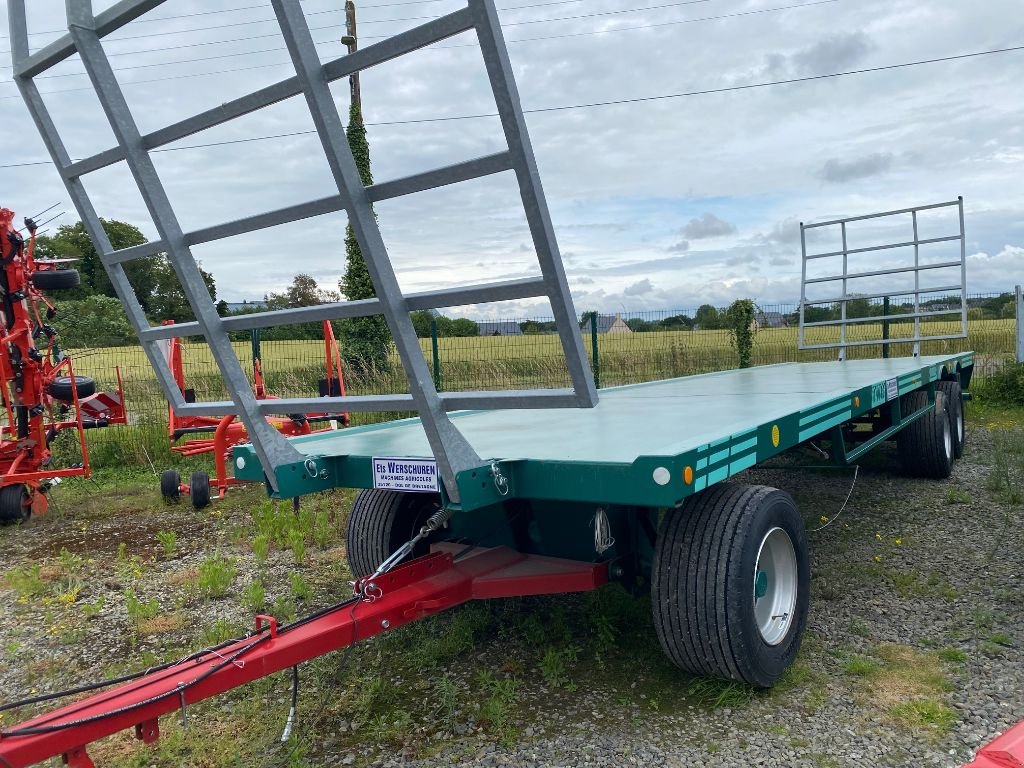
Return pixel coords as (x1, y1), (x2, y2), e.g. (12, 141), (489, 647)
(1, 0), (1022, 319)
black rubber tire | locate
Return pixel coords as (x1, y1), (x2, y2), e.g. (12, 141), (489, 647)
(160, 469), (180, 501)
(190, 471), (211, 509)
(651, 483), (810, 688)
(897, 390), (953, 479)
(47, 375), (96, 402)
(0, 484), (29, 525)
(937, 381), (965, 459)
(31, 269), (81, 291)
(345, 489), (442, 578)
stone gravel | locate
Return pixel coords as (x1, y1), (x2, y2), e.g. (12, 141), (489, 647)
(0, 422), (1021, 768)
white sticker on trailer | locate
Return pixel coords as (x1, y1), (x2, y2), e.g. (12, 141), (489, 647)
(886, 378), (899, 401)
(372, 457), (439, 493)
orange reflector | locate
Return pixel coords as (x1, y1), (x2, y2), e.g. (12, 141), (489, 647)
(854, 396), (860, 408)
(683, 466), (694, 484)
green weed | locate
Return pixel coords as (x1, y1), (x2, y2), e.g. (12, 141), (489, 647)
(241, 580), (266, 613)
(687, 678), (755, 708)
(197, 554), (236, 599)
(124, 589), (159, 626)
(5, 564), (46, 599)
(289, 573), (312, 601)
(156, 530), (178, 559)
(891, 699), (955, 734)
(253, 534), (270, 565)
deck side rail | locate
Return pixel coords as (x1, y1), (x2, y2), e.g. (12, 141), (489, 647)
(798, 198), (967, 360)
(6, 0), (598, 501)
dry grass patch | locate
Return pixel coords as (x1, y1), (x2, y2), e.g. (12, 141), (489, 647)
(851, 643), (955, 736)
(166, 568), (198, 586)
(137, 613), (185, 636)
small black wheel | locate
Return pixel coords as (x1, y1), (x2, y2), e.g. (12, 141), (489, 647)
(897, 390), (953, 478)
(31, 269), (80, 291)
(190, 471), (211, 509)
(47, 375), (96, 402)
(937, 381), (965, 459)
(345, 489), (443, 577)
(0, 484), (29, 525)
(160, 470), (181, 501)
(652, 483), (810, 688)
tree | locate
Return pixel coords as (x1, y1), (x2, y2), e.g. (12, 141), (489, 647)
(266, 273), (339, 309)
(658, 314), (693, 330)
(725, 298), (758, 369)
(35, 219), (218, 322)
(410, 310), (434, 338)
(694, 304), (721, 330)
(448, 318), (479, 337)
(625, 317), (653, 332)
(37, 220), (155, 308)
(339, 101), (392, 375)
(148, 257), (217, 323)
(52, 295), (136, 347)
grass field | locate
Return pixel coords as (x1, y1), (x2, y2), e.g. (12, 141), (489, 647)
(54, 318), (1015, 468)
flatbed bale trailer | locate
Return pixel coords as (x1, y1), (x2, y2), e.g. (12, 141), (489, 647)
(3, 0), (1009, 766)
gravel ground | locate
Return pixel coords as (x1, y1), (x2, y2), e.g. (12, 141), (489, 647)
(0, 418), (1021, 768)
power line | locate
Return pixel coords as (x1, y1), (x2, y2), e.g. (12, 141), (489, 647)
(0, 0), (454, 40)
(0, 0), (584, 50)
(0, 0), (585, 59)
(2, 43), (1020, 170)
(0, 0), (776, 79)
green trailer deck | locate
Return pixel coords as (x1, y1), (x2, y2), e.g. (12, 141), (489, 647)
(234, 352), (975, 510)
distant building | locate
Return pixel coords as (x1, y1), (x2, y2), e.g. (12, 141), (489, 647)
(225, 300), (267, 313)
(582, 313), (633, 334)
(477, 321), (523, 336)
(754, 311), (788, 329)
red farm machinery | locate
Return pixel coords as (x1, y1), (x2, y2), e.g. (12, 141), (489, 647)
(0, 207), (126, 524)
(159, 320), (349, 508)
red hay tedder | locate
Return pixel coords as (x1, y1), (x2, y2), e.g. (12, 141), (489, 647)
(0, 207), (126, 523)
(158, 319), (350, 507)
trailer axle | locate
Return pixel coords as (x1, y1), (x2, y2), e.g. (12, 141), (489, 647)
(0, 545), (607, 768)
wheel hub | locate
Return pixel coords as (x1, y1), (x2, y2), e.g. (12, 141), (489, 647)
(753, 527), (798, 646)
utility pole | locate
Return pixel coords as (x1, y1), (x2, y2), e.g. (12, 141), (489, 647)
(341, 0), (361, 110)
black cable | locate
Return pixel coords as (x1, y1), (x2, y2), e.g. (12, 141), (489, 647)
(0, 0), (584, 52)
(2, 40), (1020, 171)
(0, 0), (723, 73)
(0, 636), (270, 736)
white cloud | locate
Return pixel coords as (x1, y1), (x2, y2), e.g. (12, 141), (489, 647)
(1, 0), (1021, 317)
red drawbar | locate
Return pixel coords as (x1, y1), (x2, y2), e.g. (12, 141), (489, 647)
(0, 546), (607, 768)
(964, 721), (1024, 768)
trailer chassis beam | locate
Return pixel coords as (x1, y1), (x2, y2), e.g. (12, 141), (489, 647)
(0, 546), (607, 768)
(828, 383), (936, 465)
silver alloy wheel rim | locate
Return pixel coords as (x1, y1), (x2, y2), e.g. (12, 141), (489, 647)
(753, 527), (798, 646)
(943, 415), (952, 459)
(956, 406), (964, 444)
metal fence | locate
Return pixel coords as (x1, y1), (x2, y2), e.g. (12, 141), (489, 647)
(62, 294), (1018, 469)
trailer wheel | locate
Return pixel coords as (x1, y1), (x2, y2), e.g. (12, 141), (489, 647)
(31, 268), (81, 291)
(0, 484), (29, 525)
(345, 489), (442, 578)
(897, 390), (953, 478)
(937, 381), (965, 459)
(190, 471), (211, 509)
(651, 483), (809, 688)
(47, 376), (96, 402)
(160, 470), (180, 502)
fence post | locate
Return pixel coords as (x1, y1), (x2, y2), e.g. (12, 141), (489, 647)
(250, 328), (261, 363)
(1016, 285), (1023, 364)
(882, 296), (890, 359)
(589, 313), (600, 389)
(430, 317), (442, 391)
